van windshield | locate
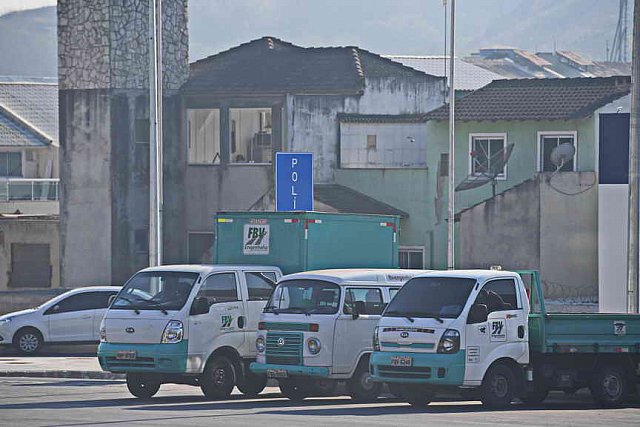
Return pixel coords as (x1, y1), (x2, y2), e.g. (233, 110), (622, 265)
(111, 271), (199, 311)
(265, 279), (340, 315)
(384, 277), (476, 320)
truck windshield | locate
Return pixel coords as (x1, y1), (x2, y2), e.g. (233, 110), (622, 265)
(111, 271), (199, 311)
(384, 277), (476, 319)
(265, 279), (340, 315)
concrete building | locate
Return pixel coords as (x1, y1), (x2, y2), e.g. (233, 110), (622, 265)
(58, 0), (189, 287)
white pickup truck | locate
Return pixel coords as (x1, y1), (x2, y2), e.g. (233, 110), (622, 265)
(250, 269), (429, 401)
(98, 264), (282, 399)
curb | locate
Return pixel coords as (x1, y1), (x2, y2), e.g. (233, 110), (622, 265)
(0, 370), (125, 380)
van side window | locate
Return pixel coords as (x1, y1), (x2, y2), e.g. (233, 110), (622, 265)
(343, 288), (384, 315)
(389, 287), (400, 300)
(246, 272), (276, 301)
(197, 273), (239, 305)
(475, 279), (518, 314)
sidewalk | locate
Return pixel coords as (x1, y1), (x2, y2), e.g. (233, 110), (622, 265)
(0, 356), (123, 380)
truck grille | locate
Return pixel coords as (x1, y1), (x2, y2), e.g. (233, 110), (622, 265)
(105, 356), (156, 369)
(377, 365), (432, 379)
(266, 332), (303, 365)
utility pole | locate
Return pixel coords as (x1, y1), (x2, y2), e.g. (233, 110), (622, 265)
(447, 0), (456, 270)
(149, 0), (163, 267)
(628, 0), (640, 313)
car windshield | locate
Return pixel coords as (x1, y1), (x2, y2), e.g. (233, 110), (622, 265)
(265, 279), (341, 315)
(111, 271), (199, 311)
(384, 277), (476, 319)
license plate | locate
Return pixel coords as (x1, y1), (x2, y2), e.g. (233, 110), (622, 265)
(266, 369), (288, 378)
(116, 350), (137, 360)
(390, 356), (413, 367)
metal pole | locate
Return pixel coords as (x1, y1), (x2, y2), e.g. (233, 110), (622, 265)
(148, 0), (163, 267)
(447, 0), (456, 269)
(627, 0), (640, 313)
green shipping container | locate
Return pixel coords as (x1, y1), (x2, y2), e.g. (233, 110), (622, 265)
(214, 212), (399, 275)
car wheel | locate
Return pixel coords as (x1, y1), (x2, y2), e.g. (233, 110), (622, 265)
(590, 365), (627, 408)
(279, 378), (312, 401)
(481, 364), (516, 409)
(200, 356), (236, 400)
(347, 365), (382, 402)
(126, 373), (161, 399)
(14, 329), (43, 355)
(237, 371), (267, 397)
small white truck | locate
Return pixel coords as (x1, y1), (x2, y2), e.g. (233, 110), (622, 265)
(98, 264), (281, 399)
(250, 269), (429, 401)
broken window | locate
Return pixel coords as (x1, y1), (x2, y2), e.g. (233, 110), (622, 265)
(229, 108), (272, 164)
(539, 132), (576, 172)
(470, 134), (507, 178)
(187, 109), (221, 164)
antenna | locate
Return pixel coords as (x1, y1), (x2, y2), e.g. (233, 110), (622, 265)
(550, 142), (576, 171)
(456, 143), (515, 197)
(609, 0), (629, 62)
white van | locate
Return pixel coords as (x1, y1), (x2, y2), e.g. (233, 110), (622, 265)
(98, 264), (282, 399)
(250, 269), (429, 401)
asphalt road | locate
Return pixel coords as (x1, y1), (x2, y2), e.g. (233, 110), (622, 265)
(1, 378), (639, 427)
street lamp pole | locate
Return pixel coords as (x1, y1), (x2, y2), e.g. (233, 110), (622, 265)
(149, 0), (163, 267)
(447, 0), (456, 270)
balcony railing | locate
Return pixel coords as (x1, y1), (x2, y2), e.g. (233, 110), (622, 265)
(0, 178), (59, 202)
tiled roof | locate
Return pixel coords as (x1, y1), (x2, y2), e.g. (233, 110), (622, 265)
(314, 184), (408, 218)
(384, 56), (503, 91)
(0, 82), (58, 147)
(426, 76), (631, 122)
(337, 113), (428, 123)
(183, 37), (438, 95)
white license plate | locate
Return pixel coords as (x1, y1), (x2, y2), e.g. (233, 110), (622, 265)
(266, 369), (288, 378)
(116, 350), (137, 360)
(390, 356), (413, 367)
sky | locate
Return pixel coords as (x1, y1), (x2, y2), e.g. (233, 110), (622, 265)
(0, 0), (55, 15)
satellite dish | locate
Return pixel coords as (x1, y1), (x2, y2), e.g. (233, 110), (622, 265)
(456, 143), (515, 196)
(550, 143), (575, 170)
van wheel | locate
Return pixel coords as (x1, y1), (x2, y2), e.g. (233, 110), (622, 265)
(14, 328), (43, 355)
(348, 365), (382, 402)
(481, 364), (516, 408)
(279, 378), (312, 401)
(126, 373), (160, 399)
(237, 371), (267, 397)
(403, 385), (433, 408)
(200, 356), (236, 400)
(590, 365), (627, 408)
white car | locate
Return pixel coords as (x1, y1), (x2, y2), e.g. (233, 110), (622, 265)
(0, 286), (121, 354)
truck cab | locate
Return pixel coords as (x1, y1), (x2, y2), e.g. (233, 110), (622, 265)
(98, 264), (282, 399)
(250, 269), (429, 401)
(370, 270), (530, 407)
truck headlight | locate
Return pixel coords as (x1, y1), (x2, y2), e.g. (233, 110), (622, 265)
(99, 325), (107, 343)
(373, 327), (380, 351)
(256, 336), (265, 353)
(437, 329), (460, 354)
(161, 320), (183, 344)
(307, 337), (321, 355)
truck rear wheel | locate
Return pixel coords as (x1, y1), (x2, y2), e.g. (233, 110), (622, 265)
(481, 364), (516, 408)
(237, 371), (267, 397)
(200, 356), (236, 400)
(590, 365), (627, 408)
(279, 378), (312, 401)
(348, 365), (382, 402)
(126, 373), (161, 399)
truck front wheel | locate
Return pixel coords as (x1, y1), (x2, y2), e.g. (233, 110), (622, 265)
(126, 373), (161, 399)
(200, 356), (236, 400)
(481, 364), (516, 408)
(590, 365), (627, 408)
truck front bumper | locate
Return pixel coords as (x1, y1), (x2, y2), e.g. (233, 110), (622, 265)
(370, 350), (466, 386)
(98, 341), (188, 374)
(250, 362), (330, 378)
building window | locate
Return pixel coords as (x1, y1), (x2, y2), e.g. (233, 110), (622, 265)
(134, 229), (149, 254)
(188, 232), (214, 264)
(188, 109), (221, 164)
(229, 108), (272, 164)
(340, 122), (427, 168)
(538, 131), (577, 172)
(469, 133), (507, 178)
(399, 247), (424, 269)
(0, 152), (22, 177)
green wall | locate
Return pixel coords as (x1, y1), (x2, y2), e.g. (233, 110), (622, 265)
(336, 117), (596, 269)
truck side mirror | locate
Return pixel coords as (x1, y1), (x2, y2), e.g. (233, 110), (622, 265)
(467, 304), (488, 324)
(190, 297), (210, 316)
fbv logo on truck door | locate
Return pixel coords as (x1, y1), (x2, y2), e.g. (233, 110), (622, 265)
(243, 224), (270, 255)
(490, 319), (507, 342)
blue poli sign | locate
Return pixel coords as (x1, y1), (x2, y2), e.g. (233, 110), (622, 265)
(275, 152), (313, 211)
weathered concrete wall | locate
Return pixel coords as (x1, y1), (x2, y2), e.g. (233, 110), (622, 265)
(459, 178), (541, 272)
(0, 218), (60, 291)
